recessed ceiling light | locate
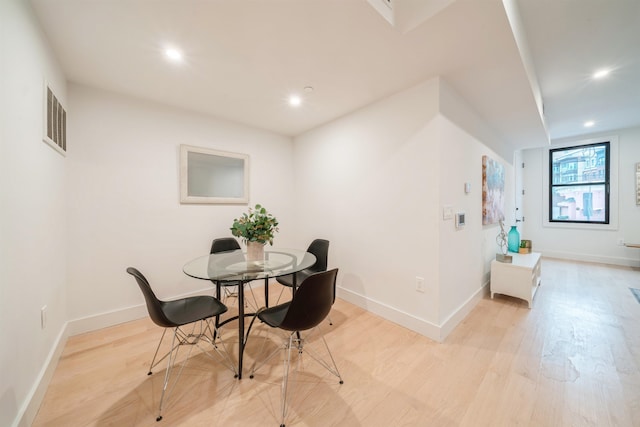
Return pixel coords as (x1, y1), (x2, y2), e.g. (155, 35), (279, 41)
(164, 47), (183, 62)
(303, 86), (314, 93)
(289, 95), (302, 107)
(592, 69), (610, 79)
(584, 120), (595, 127)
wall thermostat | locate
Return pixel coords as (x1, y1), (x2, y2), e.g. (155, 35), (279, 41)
(455, 212), (465, 228)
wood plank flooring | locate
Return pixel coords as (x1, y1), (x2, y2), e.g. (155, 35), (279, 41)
(32, 258), (640, 426)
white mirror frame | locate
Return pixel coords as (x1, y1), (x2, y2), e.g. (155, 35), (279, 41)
(180, 144), (249, 204)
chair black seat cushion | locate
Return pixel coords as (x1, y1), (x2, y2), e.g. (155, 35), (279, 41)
(161, 296), (228, 326)
(275, 270), (312, 288)
(258, 302), (291, 328)
(276, 239), (329, 288)
(259, 269), (336, 332)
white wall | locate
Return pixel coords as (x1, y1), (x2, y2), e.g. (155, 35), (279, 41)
(521, 127), (640, 267)
(66, 84), (295, 326)
(293, 79), (442, 336)
(293, 77), (514, 340)
(0, 1), (68, 426)
(437, 115), (515, 327)
(437, 80), (516, 330)
(0, 6), (520, 422)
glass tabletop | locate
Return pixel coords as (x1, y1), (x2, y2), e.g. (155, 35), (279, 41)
(183, 248), (317, 282)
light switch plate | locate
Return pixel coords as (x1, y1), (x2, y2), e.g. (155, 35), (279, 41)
(443, 205), (453, 220)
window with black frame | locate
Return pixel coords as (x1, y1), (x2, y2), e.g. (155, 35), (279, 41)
(549, 142), (610, 224)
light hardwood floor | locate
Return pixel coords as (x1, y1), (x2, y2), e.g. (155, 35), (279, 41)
(33, 258), (640, 426)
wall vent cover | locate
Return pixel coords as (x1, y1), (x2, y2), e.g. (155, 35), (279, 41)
(43, 81), (67, 155)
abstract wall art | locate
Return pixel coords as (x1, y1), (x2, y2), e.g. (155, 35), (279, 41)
(482, 155), (505, 225)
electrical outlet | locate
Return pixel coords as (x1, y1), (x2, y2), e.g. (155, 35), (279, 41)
(416, 276), (425, 293)
(41, 305), (47, 329)
(617, 238), (625, 246)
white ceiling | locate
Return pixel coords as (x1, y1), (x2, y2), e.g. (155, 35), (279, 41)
(517, 0), (640, 142)
(29, 0), (640, 150)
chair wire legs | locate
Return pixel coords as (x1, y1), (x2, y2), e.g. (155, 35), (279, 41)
(300, 331), (343, 381)
(275, 286), (288, 306)
(149, 320), (236, 422)
(156, 325), (191, 421)
(148, 329), (169, 375)
(281, 330), (343, 427)
(280, 334), (294, 427)
(250, 327), (343, 427)
(222, 283), (260, 311)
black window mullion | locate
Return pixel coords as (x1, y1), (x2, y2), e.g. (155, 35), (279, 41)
(549, 141), (610, 224)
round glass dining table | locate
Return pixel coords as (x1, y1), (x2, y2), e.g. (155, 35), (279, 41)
(183, 248), (316, 378)
(183, 248), (316, 283)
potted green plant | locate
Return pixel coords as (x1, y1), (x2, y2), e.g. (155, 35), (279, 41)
(519, 239), (532, 254)
(230, 204), (279, 261)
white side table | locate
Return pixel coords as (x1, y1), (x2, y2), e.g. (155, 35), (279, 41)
(490, 252), (541, 308)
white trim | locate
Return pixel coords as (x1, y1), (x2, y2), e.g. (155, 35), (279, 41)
(65, 281), (269, 335)
(535, 250), (639, 268)
(337, 286), (441, 341)
(13, 325), (69, 427)
(336, 283), (486, 342)
(13, 281), (253, 427)
(439, 282), (489, 339)
(542, 135), (619, 230)
(66, 304), (149, 336)
(14, 279), (484, 426)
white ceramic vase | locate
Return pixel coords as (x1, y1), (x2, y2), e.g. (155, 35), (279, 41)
(246, 241), (265, 263)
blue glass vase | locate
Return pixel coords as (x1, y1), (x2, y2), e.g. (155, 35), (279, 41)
(508, 225), (520, 253)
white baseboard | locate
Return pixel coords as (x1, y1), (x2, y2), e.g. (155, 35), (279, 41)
(67, 304), (149, 336)
(15, 324), (69, 427)
(337, 286), (441, 341)
(15, 307), (146, 427)
(19, 280), (488, 427)
(337, 283), (486, 343)
(438, 282), (489, 339)
(540, 250), (640, 268)
(16, 282), (257, 427)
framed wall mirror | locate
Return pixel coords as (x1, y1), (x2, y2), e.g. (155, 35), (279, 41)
(180, 145), (249, 204)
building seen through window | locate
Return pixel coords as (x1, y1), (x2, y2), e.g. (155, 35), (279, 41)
(549, 142), (609, 223)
